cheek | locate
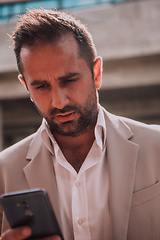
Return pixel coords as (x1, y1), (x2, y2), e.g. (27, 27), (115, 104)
(78, 81), (95, 101)
(70, 89), (86, 104)
(29, 91), (50, 112)
(71, 80), (92, 101)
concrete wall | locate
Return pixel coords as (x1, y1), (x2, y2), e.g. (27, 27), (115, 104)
(0, 0), (160, 95)
(0, 0), (160, 149)
(71, 0), (160, 89)
(72, 0), (160, 60)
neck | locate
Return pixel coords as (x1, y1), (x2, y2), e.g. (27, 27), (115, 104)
(54, 126), (95, 149)
(53, 127), (95, 172)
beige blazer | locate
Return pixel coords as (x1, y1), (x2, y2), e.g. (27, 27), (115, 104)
(1, 107), (160, 240)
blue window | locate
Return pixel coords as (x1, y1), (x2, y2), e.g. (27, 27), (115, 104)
(0, 0), (128, 23)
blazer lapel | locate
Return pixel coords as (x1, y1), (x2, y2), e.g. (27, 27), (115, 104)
(23, 127), (62, 231)
(104, 111), (139, 240)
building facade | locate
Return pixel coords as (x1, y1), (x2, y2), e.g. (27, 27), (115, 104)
(0, 0), (160, 150)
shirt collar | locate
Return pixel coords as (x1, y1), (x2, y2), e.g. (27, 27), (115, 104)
(94, 104), (107, 151)
(41, 104), (106, 154)
(41, 119), (55, 155)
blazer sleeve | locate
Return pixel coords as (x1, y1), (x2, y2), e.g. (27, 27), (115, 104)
(0, 204), (3, 235)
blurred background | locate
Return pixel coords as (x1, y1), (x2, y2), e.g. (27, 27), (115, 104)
(0, 0), (160, 150)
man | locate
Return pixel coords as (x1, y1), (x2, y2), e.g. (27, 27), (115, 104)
(0, 8), (160, 240)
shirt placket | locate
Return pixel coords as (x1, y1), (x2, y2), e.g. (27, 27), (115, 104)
(72, 172), (91, 240)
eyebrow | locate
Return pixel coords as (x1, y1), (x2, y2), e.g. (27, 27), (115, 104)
(30, 80), (49, 86)
(58, 72), (80, 81)
(30, 72), (80, 86)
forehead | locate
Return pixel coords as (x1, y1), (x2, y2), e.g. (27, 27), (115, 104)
(20, 34), (81, 72)
(21, 34), (79, 59)
(19, 34), (92, 81)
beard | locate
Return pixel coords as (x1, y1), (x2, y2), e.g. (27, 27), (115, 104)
(34, 87), (98, 137)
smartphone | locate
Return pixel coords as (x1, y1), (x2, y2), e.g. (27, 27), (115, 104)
(0, 189), (64, 240)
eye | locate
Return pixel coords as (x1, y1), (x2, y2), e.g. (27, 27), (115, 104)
(62, 78), (77, 86)
(36, 83), (50, 90)
(66, 79), (75, 82)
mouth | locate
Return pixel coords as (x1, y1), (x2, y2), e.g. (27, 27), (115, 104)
(55, 112), (76, 123)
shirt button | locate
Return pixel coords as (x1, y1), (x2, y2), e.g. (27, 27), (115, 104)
(78, 219), (83, 225)
(75, 182), (80, 187)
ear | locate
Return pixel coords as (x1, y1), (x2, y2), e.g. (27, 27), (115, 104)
(18, 74), (34, 102)
(93, 57), (102, 90)
(18, 74), (28, 91)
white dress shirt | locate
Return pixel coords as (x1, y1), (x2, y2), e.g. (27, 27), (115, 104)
(41, 105), (112, 240)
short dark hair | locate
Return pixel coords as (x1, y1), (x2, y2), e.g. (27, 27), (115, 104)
(11, 8), (97, 75)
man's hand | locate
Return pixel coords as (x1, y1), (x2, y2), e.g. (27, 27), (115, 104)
(0, 227), (32, 240)
(0, 227), (61, 240)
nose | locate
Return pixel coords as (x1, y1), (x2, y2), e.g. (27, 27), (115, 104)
(51, 87), (69, 109)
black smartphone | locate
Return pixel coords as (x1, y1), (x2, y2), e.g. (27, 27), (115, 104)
(0, 189), (64, 240)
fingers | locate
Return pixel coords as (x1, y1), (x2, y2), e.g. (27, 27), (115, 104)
(45, 236), (61, 240)
(1, 227), (31, 240)
(40, 236), (61, 240)
(52, 237), (61, 240)
(38, 236), (61, 240)
(0, 228), (61, 240)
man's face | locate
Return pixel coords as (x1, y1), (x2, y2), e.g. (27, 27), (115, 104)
(19, 35), (101, 137)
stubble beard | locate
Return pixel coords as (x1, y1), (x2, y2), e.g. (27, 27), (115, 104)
(34, 88), (98, 137)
